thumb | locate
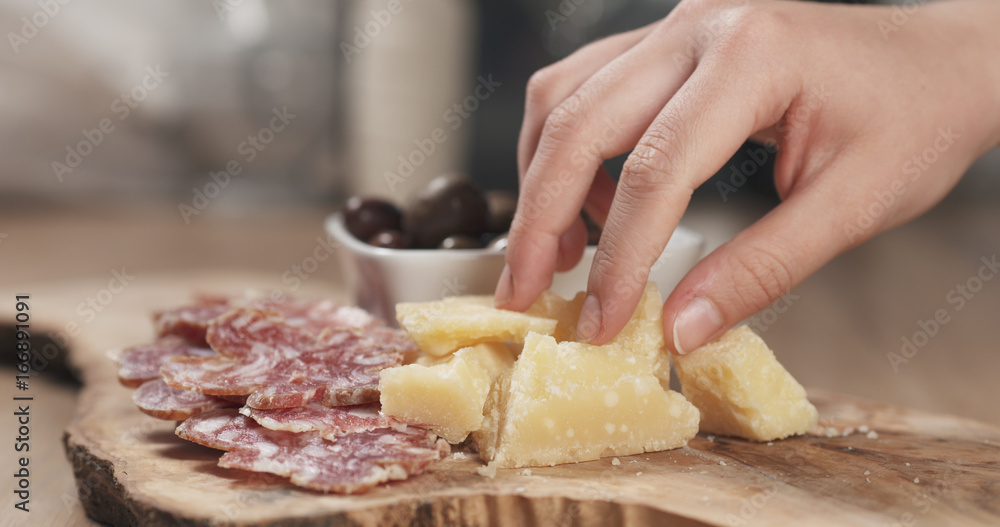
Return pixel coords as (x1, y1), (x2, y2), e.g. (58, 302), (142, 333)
(663, 169), (873, 354)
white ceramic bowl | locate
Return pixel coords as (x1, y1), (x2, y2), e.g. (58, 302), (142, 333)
(326, 213), (705, 322)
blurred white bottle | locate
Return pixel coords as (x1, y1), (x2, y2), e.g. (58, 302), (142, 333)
(340, 0), (477, 204)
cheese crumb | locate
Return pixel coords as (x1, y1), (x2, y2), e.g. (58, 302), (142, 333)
(719, 460), (727, 466)
(766, 441), (773, 446)
(706, 435), (716, 442)
(452, 452), (468, 460)
(858, 425), (869, 433)
(914, 477), (920, 484)
(866, 478), (871, 483)
(476, 464), (498, 478)
(866, 430), (878, 440)
(520, 469), (532, 477)
(636, 471), (643, 476)
(864, 470), (871, 475)
(841, 427), (854, 437)
(611, 458), (621, 466)
(825, 427), (839, 438)
(905, 462), (911, 466)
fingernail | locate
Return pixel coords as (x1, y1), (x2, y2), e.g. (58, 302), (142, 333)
(672, 297), (723, 355)
(576, 294), (602, 342)
(494, 264), (513, 306)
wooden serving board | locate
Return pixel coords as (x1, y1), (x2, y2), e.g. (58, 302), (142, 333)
(38, 274), (1000, 526)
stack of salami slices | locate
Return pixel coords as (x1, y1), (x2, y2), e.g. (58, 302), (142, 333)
(112, 295), (449, 494)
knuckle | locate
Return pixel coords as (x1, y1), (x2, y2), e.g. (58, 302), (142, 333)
(525, 68), (558, 115)
(725, 245), (796, 312)
(541, 99), (585, 144)
(620, 121), (687, 198)
(715, 6), (783, 55)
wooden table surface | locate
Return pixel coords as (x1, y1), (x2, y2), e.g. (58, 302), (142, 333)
(1, 196), (998, 526)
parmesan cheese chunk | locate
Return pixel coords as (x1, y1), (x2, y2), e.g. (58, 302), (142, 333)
(525, 283), (671, 384)
(472, 332), (699, 468)
(396, 296), (557, 357)
(379, 343), (514, 443)
(674, 325), (818, 441)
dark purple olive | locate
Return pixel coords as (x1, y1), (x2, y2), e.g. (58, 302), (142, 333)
(368, 229), (411, 249)
(403, 174), (489, 248)
(439, 235), (483, 249)
(485, 190), (517, 234)
(486, 232), (509, 251)
(344, 197), (402, 242)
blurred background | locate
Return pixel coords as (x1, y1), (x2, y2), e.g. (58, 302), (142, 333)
(2, 0), (999, 421)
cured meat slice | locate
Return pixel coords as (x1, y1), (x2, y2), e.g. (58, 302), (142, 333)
(239, 403), (398, 441)
(132, 379), (234, 420)
(115, 336), (215, 388)
(160, 309), (410, 408)
(176, 409), (449, 494)
(154, 295), (378, 347)
(153, 295), (232, 347)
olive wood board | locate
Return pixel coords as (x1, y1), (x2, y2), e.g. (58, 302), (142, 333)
(30, 274), (1000, 526)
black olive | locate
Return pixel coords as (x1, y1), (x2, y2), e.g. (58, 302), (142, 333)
(368, 229), (411, 249)
(439, 235), (483, 249)
(403, 174), (489, 248)
(486, 232), (509, 251)
(485, 190), (517, 234)
(344, 197), (402, 242)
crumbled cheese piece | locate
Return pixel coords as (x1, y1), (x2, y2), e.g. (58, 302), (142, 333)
(914, 478), (920, 484)
(452, 452), (468, 460)
(675, 326), (818, 442)
(858, 425), (869, 433)
(825, 427), (839, 438)
(475, 463), (498, 478)
(611, 458), (621, 466)
(636, 471), (643, 476)
(866, 430), (879, 440)
(520, 469), (532, 477)
(864, 470), (871, 475)
(380, 343), (513, 443)
(396, 296), (557, 357)
(472, 332), (698, 468)
(719, 460), (727, 466)
(841, 427), (854, 437)
(707, 435), (716, 442)
(766, 441), (773, 446)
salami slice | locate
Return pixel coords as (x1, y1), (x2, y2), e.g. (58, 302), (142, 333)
(154, 295), (378, 347)
(161, 309), (410, 408)
(115, 336), (215, 388)
(153, 295), (232, 347)
(239, 403), (397, 441)
(132, 379), (234, 420)
(176, 409), (449, 494)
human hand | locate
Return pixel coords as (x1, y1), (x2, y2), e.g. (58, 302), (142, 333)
(495, 0), (1000, 353)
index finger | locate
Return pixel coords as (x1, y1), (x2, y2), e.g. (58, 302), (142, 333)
(579, 50), (797, 344)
